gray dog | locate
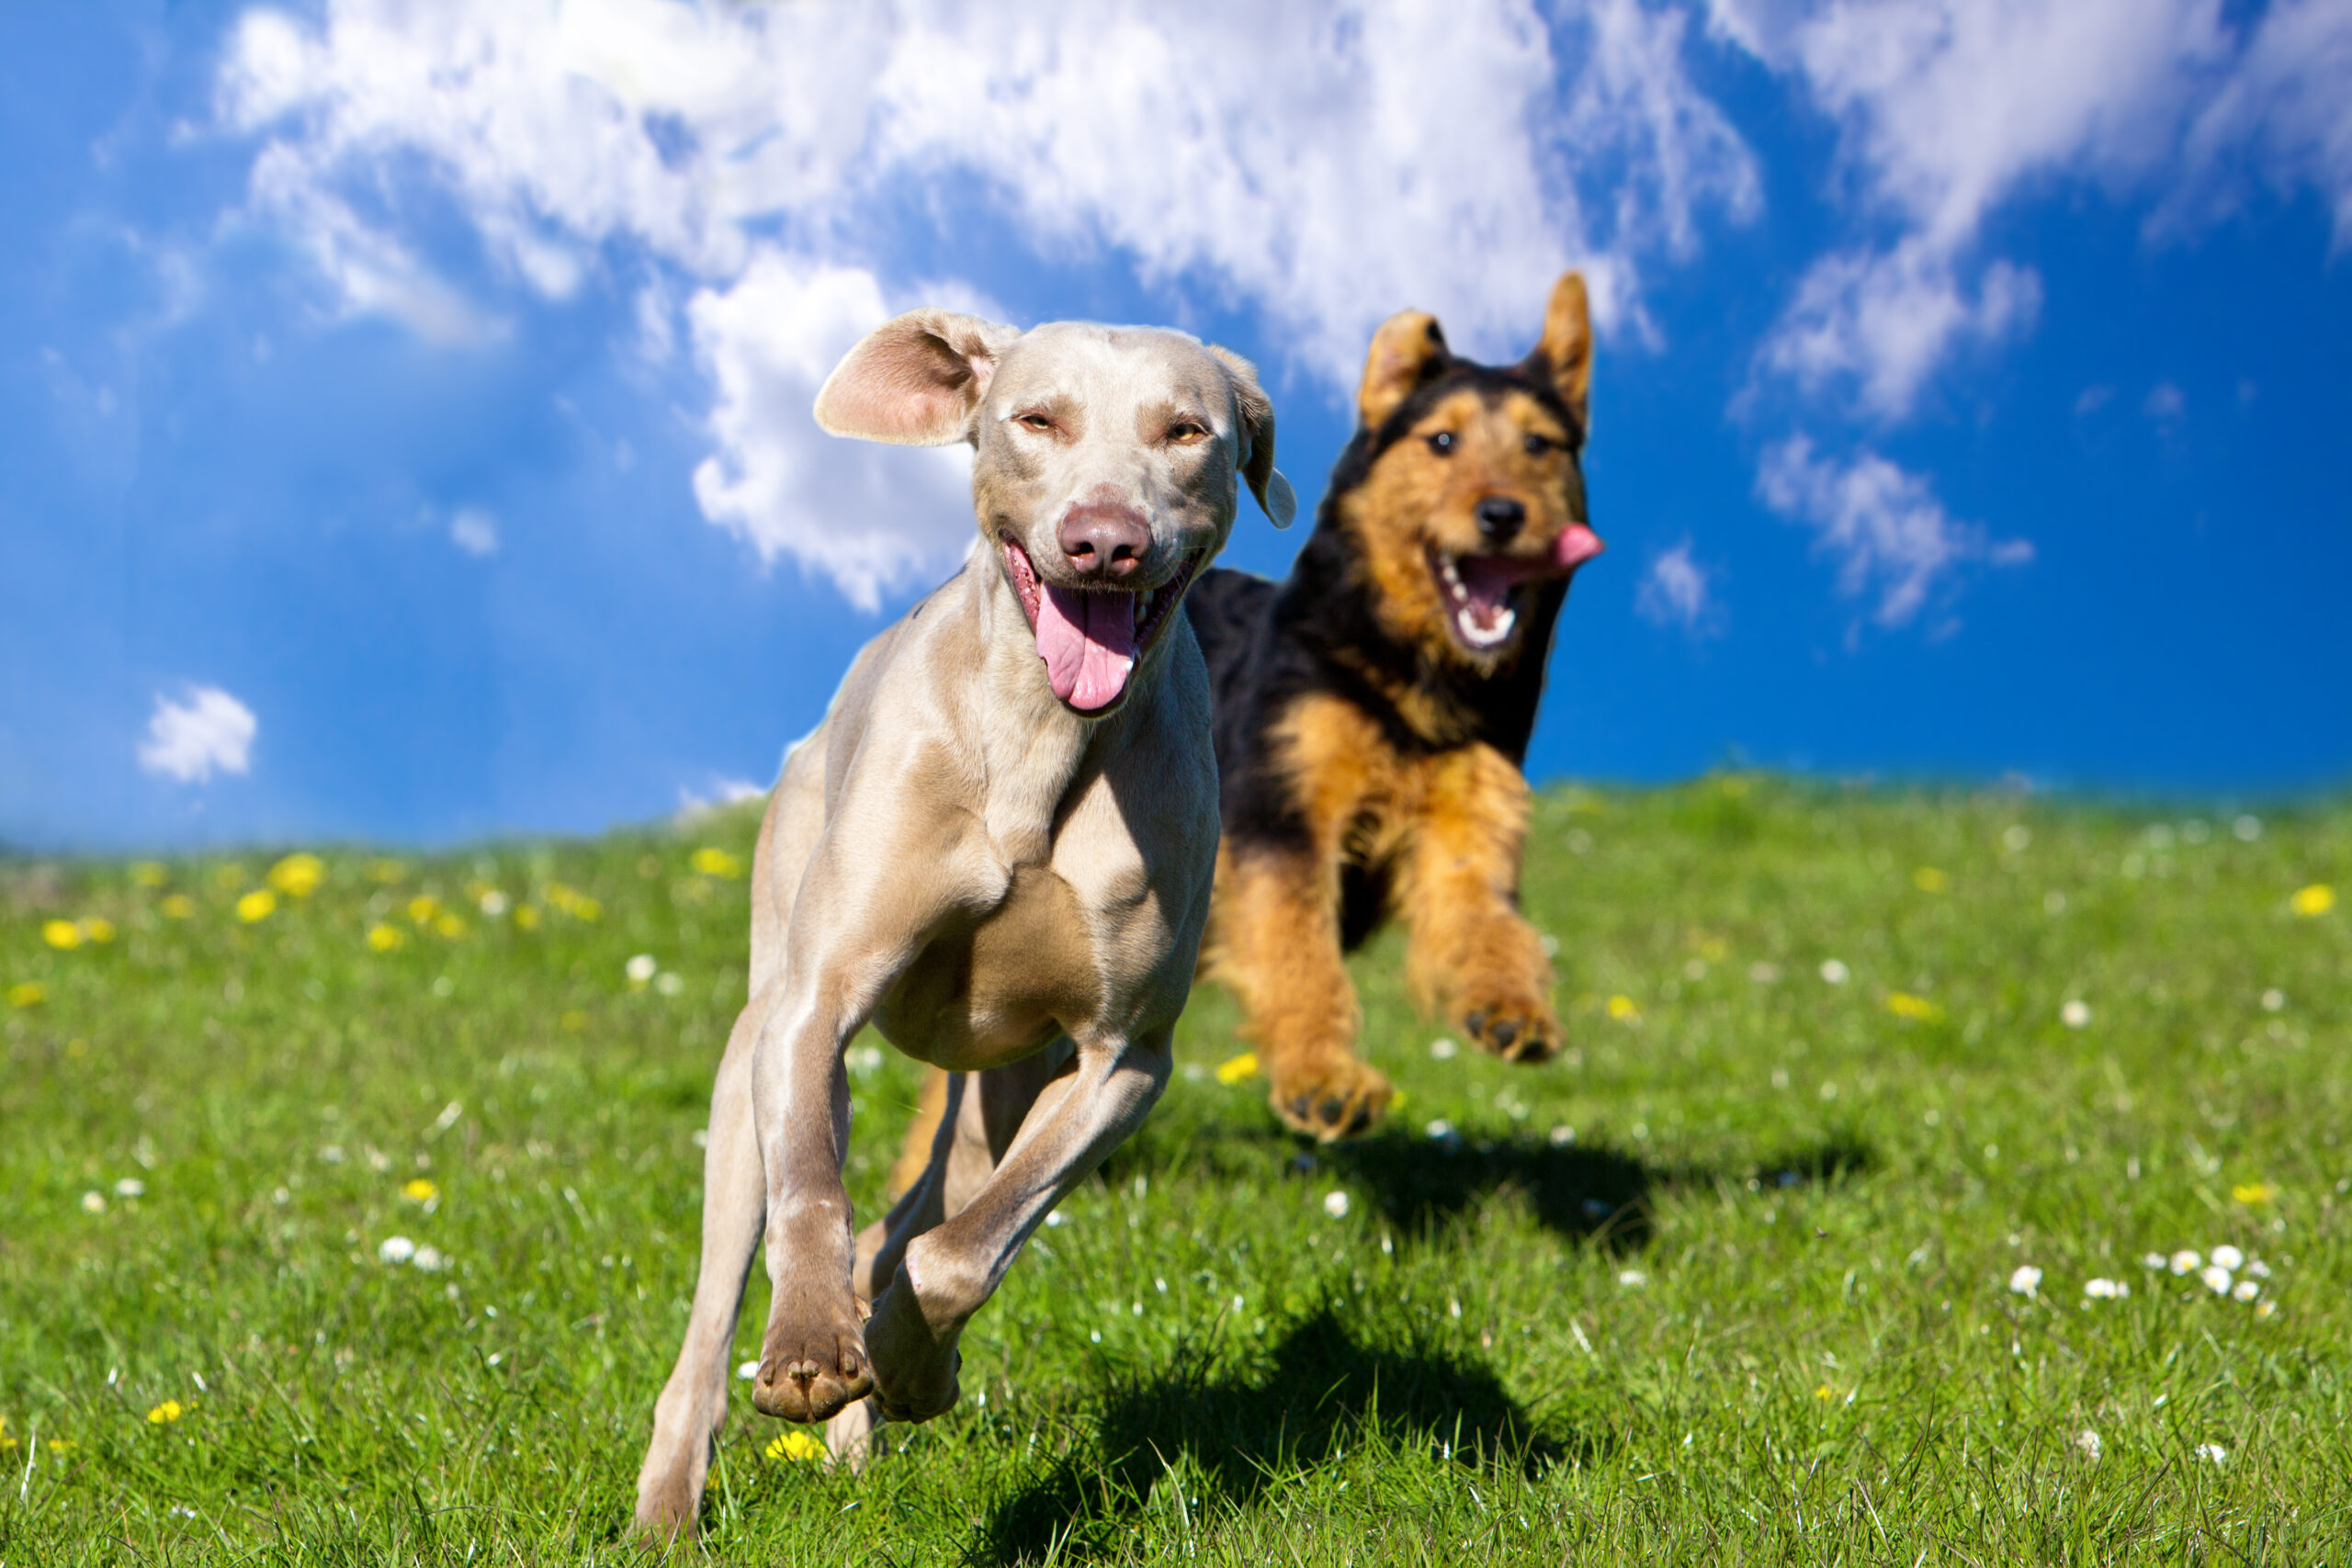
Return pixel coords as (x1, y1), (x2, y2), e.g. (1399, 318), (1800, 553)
(634, 307), (1294, 1539)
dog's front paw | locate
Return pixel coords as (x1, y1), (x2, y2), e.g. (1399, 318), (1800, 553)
(752, 1314), (874, 1424)
(1267, 1053), (1393, 1143)
(1460, 985), (1560, 1064)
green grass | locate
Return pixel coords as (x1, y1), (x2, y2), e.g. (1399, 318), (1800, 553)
(2, 778), (2347, 1563)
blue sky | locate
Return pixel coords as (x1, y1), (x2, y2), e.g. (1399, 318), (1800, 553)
(4, 0), (2348, 851)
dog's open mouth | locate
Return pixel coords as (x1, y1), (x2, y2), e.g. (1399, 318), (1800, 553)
(1427, 524), (1604, 653)
(1001, 539), (1200, 712)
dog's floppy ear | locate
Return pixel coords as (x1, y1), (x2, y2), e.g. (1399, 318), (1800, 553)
(814, 309), (1021, 446)
(1356, 309), (1450, 431)
(1210, 344), (1297, 527)
(1522, 271), (1593, 441)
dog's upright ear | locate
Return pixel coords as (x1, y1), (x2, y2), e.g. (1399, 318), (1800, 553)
(1356, 309), (1451, 432)
(1210, 344), (1297, 527)
(1522, 271), (1593, 442)
(814, 309), (1022, 446)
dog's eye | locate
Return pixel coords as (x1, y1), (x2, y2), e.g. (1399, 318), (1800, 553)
(1167, 422), (1207, 444)
(1523, 433), (1553, 457)
(1018, 413), (1055, 433)
(1427, 432), (1455, 455)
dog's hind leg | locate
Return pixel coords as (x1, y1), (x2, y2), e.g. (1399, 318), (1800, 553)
(633, 987), (774, 1542)
(861, 1032), (1163, 1425)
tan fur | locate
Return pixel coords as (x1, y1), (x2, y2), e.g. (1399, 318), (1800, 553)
(633, 312), (1287, 1542)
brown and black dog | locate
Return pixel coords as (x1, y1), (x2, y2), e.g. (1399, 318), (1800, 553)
(1182, 273), (1603, 1141)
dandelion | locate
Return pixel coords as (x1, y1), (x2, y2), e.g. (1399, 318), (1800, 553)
(1428, 1036), (1459, 1060)
(625, 953), (657, 988)
(267, 854), (326, 898)
(81, 1191), (106, 1214)
(379, 1235), (416, 1265)
(544, 883), (602, 920)
(2210, 1244), (2245, 1270)
(1213, 1052), (1258, 1084)
(1322, 1190), (1351, 1219)
(1813, 1383), (1834, 1401)
(432, 912), (467, 940)
(42, 919), (83, 950)
(1819, 959), (1849, 985)
(407, 896), (441, 925)
(2083, 1278), (2128, 1300)
(2199, 1265), (2233, 1294)
(690, 848), (745, 879)
(6, 982), (45, 1009)
(1886, 992), (1941, 1022)
(2169, 1249), (2200, 1275)
(2008, 1265), (2042, 1298)
(146, 1401), (185, 1425)
(2290, 884), (2335, 917)
(79, 918), (117, 943)
(160, 894), (194, 919)
(115, 1179), (144, 1199)
(131, 862), (169, 887)
(367, 924), (405, 953)
(402, 1178), (438, 1204)
(235, 889), (277, 923)
(2231, 1279), (2260, 1302)
(1607, 994), (1640, 1021)
(1913, 866), (1950, 894)
(2075, 1428), (2103, 1461)
(1617, 1269), (1646, 1289)
(766, 1430), (826, 1462)
(2194, 1443), (2228, 1465)
(513, 905), (541, 931)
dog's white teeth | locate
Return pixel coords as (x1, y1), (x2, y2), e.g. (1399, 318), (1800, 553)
(1456, 604), (1516, 649)
(1440, 557), (1464, 592)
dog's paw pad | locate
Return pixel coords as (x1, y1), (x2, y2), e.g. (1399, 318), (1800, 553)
(752, 1326), (874, 1424)
(1268, 1057), (1392, 1143)
(1461, 993), (1559, 1064)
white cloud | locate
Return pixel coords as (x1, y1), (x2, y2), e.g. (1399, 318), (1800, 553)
(138, 686), (258, 783)
(2143, 380), (2187, 423)
(688, 253), (977, 612)
(1756, 435), (2028, 627)
(2183, 0), (2352, 246)
(449, 506), (499, 556)
(213, 0), (1760, 602)
(1635, 540), (1724, 634)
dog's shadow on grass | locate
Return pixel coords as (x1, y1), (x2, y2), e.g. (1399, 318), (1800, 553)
(976, 1307), (1585, 1565)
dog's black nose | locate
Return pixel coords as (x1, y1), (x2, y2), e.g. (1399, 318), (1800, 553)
(1059, 501), (1153, 581)
(1475, 496), (1525, 543)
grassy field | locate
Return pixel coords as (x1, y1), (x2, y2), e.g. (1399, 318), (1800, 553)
(1, 777), (2346, 1563)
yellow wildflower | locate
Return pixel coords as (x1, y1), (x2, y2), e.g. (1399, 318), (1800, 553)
(268, 853), (326, 898)
(42, 919), (82, 951)
(432, 912), (468, 940)
(2290, 884), (2335, 918)
(146, 1400), (185, 1425)
(513, 905), (541, 931)
(765, 1429), (825, 1462)
(402, 1178), (439, 1203)
(2233, 1181), (2276, 1206)
(235, 889), (277, 923)
(1886, 992), (1943, 1022)
(78, 917), (116, 944)
(130, 863), (168, 888)
(690, 847), (745, 879)
(365, 859), (407, 884)
(0, 1414), (15, 1451)
(366, 924), (405, 953)
(6, 982), (45, 1009)
(1913, 866), (1950, 894)
(544, 883), (602, 921)
(1215, 1052), (1259, 1084)
(1607, 995), (1640, 1021)
(160, 895), (195, 919)
(1814, 1383), (1835, 1401)
(406, 896), (441, 925)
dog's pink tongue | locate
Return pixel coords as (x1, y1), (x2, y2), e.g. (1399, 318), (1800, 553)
(1034, 584), (1138, 710)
